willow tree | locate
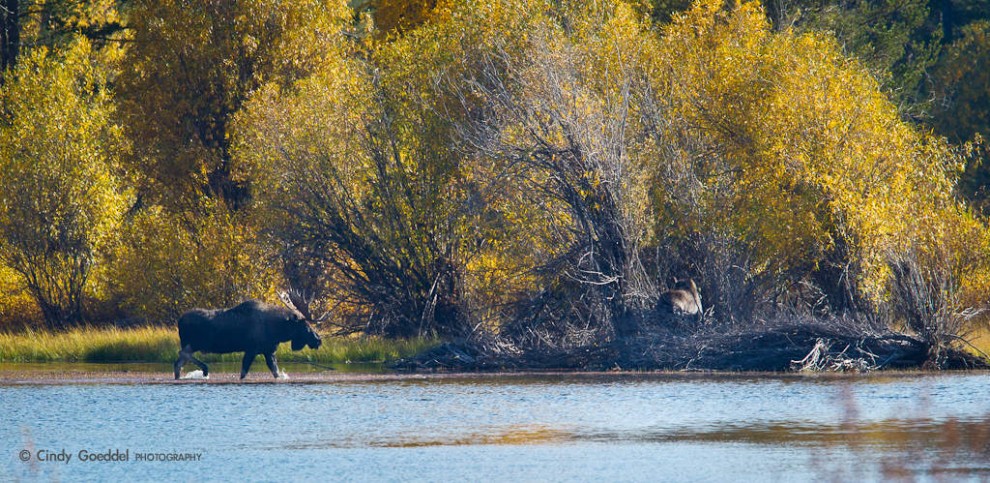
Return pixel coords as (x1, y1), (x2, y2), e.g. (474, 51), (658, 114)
(639, 0), (975, 321)
(117, 0), (351, 210)
(439, 0), (665, 344)
(234, 22), (474, 337)
(454, 0), (982, 337)
(107, 0), (352, 322)
(0, 40), (131, 329)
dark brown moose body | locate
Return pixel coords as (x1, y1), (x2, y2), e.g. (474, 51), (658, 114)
(174, 299), (322, 380)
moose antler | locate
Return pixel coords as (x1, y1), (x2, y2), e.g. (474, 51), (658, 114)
(278, 289), (331, 324)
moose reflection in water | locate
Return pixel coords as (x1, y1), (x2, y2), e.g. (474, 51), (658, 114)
(174, 294), (323, 380)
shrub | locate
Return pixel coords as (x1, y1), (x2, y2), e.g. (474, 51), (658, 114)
(107, 203), (277, 324)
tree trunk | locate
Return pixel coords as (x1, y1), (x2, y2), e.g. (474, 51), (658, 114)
(1, 0), (18, 74)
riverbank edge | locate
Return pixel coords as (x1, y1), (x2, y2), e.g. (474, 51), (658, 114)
(2, 363), (987, 385)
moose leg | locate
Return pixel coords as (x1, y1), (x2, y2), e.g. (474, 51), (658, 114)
(264, 353), (280, 379)
(240, 352), (257, 379)
(175, 345), (209, 379)
(173, 350), (189, 380)
(189, 354), (209, 377)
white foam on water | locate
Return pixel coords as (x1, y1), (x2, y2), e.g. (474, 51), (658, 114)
(277, 371), (290, 380)
(180, 370), (209, 380)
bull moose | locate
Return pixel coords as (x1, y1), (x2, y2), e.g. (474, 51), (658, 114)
(658, 277), (703, 325)
(173, 295), (323, 380)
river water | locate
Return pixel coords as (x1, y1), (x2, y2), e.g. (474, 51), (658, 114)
(2, 369), (989, 481)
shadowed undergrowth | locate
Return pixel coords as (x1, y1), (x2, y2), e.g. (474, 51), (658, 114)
(0, 326), (438, 364)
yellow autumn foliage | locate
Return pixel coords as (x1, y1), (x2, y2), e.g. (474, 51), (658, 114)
(2, 0), (990, 341)
(117, 0), (353, 208)
(107, 202), (278, 323)
(0, 39), (131, 328)
(643, 0), (978, 306)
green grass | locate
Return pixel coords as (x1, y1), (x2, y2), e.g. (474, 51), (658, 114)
(0, 326), (438, 364)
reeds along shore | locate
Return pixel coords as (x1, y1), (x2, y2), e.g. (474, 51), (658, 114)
(0, 326), (437, 364)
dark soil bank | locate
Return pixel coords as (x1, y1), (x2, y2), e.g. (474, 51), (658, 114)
(394, 321), (989, 372)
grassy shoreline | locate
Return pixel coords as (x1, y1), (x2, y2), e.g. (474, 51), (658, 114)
(0, 326), (438, 364)
(2, 325), (986, 369)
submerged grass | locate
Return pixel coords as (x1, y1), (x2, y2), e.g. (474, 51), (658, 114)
(0, 326), (438, 364)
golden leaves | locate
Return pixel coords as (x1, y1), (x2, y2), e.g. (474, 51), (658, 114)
(0, 38), (132, 325)
(644, 0), (973, 302)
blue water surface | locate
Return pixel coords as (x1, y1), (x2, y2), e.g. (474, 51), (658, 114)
(2, 372), (989, 482)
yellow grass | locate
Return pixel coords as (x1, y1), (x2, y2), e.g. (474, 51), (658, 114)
(967, 326), (990, 357)
(0, 326), (437, 364)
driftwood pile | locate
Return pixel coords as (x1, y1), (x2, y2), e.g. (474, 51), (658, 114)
(392, 318), (988, 372)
